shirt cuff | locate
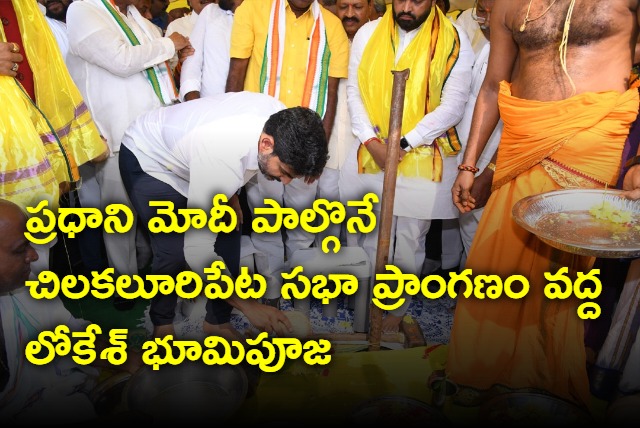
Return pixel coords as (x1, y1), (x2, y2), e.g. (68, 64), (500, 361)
(360, 130), (378, 145)
(403, 130), (423, 148)
(179, 79), (201, 101)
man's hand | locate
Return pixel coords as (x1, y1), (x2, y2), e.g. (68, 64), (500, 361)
(91, 136), (110, 164)
(241, 300), (293, 336)
(304, 173), (322, 184)
(0, 41), (23, 77)
(452, 170), (477, 213)
(622, 164), (640, 200)
(168, 32), (190, 51)
(365, 139), (387, 170)
(178, 45), (194, 63)
(468, 167), (494, 210)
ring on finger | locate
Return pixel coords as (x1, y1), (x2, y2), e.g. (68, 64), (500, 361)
(10, 42), (19, 53)
(11, 62), (18, 72)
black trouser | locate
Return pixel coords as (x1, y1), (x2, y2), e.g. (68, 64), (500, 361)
(119, 145), (240, 325)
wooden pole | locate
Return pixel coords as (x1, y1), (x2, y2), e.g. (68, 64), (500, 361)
(368, 69), (410, 351)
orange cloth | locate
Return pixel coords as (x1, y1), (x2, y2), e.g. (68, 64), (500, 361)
(446, 81), (639, 409)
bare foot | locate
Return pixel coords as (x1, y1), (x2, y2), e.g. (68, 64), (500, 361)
(381, 314), (403, 333)
(203, 321), (245, 342)
(153, 324), (175, 339)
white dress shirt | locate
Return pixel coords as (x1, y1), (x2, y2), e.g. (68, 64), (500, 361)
(179, 4), (234, 100)
(121, 92), (285, 273)
(455, 42), (502, 173)
(326, 78), (355, 170)
(455, 8), (488, 56)
(343, 18), (473, 219)
(45, 18), (69, 60)
(66, 2), (176, 153)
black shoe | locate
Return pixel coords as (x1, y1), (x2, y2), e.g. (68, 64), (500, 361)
(113, 296), (136, 311)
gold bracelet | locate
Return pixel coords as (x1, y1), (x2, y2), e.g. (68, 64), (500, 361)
(487, 162), (496, 172)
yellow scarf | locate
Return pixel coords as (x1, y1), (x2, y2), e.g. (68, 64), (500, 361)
(0, 0), (106, 209)
(357, 6), (461, 181)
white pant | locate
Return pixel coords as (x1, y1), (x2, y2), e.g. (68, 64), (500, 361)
(94, 154), (141, 275)
(441, 218), (463, 270)
(315, 167), (344, 248)
(362, 214), (432, 317)
(246, 174), (318, 299)
(459, 206), (485, 268)
(77, 163), (101, 212)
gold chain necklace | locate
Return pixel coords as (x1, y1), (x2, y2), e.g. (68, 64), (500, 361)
(520, 0), (559, 32)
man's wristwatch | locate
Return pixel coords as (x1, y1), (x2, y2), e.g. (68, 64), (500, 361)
(400, 136), (411, 152)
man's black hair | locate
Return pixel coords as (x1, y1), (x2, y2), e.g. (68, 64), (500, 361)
(263, 107), (328, 178)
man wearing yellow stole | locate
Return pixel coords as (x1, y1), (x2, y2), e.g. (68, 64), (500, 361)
(0, 0), (108, 276)
(340, 0), (473, 331)
(0, 0), (107, 211)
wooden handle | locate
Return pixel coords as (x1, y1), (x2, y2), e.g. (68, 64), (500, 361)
(368, 68), (410, 351)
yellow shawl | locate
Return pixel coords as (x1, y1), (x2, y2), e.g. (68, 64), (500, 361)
(357, 6), (461, 181)
(0, 0), (106, 210)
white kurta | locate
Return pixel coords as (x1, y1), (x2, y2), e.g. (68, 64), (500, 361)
(66, 1), (178, 276)
(179, 4), (234, 100)
(66, 1), (176, 153)
(456, 41), (504, 260)
(45, 17), (69, 60)
(454, 8), (488, 56)
(121, 92), (285, 275)
(342, 18), (473, 220)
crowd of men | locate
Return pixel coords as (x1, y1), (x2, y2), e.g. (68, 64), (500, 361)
(1, 0), (640, 423)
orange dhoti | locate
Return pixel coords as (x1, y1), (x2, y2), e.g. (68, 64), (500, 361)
(446, 81), (639, 408)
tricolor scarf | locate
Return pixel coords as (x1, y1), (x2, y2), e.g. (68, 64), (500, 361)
(0, 0), (106, 210)
(260, 0), (330, 116)
(93, 0), (179, 105)
(357, 6), (461, 181)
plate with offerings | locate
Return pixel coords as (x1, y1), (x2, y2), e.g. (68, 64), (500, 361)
(512, 188), (640, 258)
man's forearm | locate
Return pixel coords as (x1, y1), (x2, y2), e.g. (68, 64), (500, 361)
(225, 58), (249, 92)
(322, 77), (340, 140)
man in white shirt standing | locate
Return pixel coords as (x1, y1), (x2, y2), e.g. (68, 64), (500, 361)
(180, 0), (242, 101)
(119, 92), (328, 340)
(454, 0), (499, 267)
(317, 0), (372, 247)
(66, 0), (190, 293)
(43, 0), (72, 60)
(340, 0), (472, 332)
